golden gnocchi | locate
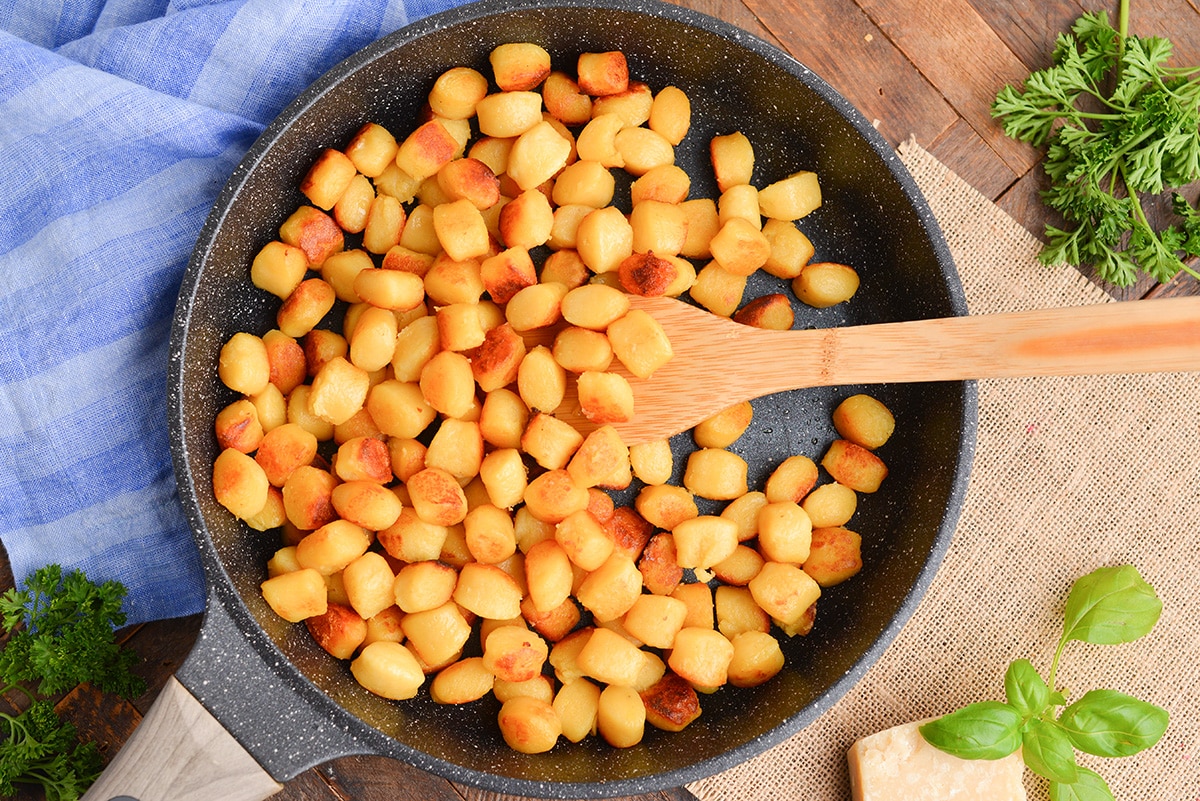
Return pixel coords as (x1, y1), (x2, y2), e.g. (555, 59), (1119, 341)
(215, 41), (898, 757)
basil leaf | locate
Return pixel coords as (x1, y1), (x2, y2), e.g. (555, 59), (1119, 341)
(1058, 688), (1169, 757)
(1005, 658), (1049, 716)
(919, 702), (1023, 759)
(1061, 565), (1161, 645)
(1049, 766), (1115, 801)
(1022, 717), (1079, 783)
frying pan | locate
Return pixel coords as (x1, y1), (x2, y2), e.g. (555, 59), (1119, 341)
(86, 0), (977, 798)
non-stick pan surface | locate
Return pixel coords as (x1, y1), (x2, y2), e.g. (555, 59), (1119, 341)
(167, 0), (977, 797)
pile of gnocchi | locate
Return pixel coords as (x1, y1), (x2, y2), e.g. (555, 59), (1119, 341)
(210, 42), (894, 754)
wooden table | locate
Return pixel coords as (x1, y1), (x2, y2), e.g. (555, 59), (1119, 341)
(3, 0), (1198, 799)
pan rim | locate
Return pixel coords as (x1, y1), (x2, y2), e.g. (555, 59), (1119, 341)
(166, 0), (978, 796)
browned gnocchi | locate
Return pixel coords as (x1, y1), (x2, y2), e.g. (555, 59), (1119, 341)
(214, 42), (893, 757)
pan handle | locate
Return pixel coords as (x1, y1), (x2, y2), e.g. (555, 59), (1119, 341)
(80, 676), (283, 801)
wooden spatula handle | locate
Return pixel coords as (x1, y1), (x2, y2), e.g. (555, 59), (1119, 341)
(570, 295), (1200, 444)
(81, 677), (282, 801)
(814, 297), (1200, 387)
(739, 293), (1200, 398)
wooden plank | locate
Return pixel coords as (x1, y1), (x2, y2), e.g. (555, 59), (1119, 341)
(122, 614), (202, 712)
(967, 0), (1088, 71)
(318, 756), (465, 801)
(668, 0), (784, 47)
(927, 118), (1021, 201)
(1148, 270), (1200, 299)
(266, 768), (344, 801)
(973, 0), (1200, 74)
(995, 168), (1191, 302)
(57, 683), (142, 767)
(1094, 272), (1170, 303)
(993, 160), (1049, 237)
(854, 0), (1040, 176)
(1123, 0), (1200, 62)
(11, 777), (44, 800)
(741, 0), (960, 148)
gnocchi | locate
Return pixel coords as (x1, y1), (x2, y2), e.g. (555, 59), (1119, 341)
(215, 42), (895, 757)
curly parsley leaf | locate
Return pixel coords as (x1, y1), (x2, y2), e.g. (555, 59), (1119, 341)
(0, 700), (103, 801)
(0, 564), (145, 698)
(992, 3), (1200, 286)
(0, 565), (146, 799)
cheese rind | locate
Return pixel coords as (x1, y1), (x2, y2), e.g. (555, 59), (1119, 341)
(847, 719), (1026, 801)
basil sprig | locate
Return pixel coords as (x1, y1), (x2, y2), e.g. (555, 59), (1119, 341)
(920, 565), (1168, 800)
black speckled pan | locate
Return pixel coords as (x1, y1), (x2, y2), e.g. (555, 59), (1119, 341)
(123, 0), (976, 798)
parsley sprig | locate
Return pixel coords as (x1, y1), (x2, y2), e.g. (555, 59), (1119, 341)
(0, 698), (102, 801)
(992, 1), (1200, 286)
(920, 565), (1168, 801)
(0, 565), (146, 800)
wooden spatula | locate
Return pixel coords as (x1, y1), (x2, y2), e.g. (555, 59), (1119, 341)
(554, 294), (1200, 445)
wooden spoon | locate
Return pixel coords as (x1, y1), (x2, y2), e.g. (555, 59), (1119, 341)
(555, 294), (1200, 445)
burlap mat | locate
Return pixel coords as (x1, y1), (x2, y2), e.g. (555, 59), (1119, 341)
(687, 140), (1200, 801)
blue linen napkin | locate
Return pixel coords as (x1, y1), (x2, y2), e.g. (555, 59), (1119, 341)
(0, 0), (465, 626)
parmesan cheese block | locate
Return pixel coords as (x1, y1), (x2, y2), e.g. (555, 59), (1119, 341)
(848, 719), (1026, 800)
